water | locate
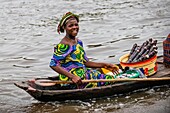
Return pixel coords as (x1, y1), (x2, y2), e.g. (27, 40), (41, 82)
(0, 0), (170, 113)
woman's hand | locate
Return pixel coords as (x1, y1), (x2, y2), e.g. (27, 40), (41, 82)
(103, 63), (119, 75)
(71, 75), (82, 85)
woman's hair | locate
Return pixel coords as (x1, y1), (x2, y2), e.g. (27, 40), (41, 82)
(57, 12), (79, 34)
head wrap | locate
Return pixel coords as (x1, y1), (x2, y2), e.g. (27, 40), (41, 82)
(57, 12), (79, 34)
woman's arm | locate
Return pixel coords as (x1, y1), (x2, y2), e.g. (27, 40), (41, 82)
(85, 61), (119, 74)
(50, 65), (82, 84)
(84, 61), (105, 68)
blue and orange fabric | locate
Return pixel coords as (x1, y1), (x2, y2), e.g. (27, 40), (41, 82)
(50, 39), (113, 88)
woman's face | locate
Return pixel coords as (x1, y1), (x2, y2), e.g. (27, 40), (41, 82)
(64, 18), (79, 37)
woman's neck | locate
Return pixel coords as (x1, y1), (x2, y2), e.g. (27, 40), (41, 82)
(65, 34), (76, 40)
(64, 35), (77, 45)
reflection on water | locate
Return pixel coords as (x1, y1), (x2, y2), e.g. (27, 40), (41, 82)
(11, 85), (170, 113)
(0, 0), (170, 113)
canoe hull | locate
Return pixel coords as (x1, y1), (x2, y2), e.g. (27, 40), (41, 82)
(14, 56), (170, 102)
(15, 77), (170, 102)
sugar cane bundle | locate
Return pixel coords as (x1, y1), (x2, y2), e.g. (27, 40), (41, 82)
(127, 38), (158, 63)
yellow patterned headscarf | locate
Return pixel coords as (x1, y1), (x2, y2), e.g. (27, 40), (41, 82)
(57, 12), (79, 34)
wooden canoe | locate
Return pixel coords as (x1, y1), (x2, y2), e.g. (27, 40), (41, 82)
(14, 56), (170, 102)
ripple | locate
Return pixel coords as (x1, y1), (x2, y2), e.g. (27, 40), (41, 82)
(106, 35), (140, 44)
(106, 39), (120, 44)
(13, 64), (33, 68)
(87, 44), (103, 48)
(4, 56), (36, 61)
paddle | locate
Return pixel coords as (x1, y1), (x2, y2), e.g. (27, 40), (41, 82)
(39, 77), (170, 84)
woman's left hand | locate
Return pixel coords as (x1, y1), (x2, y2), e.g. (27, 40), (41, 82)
(103, 63), (119, 75)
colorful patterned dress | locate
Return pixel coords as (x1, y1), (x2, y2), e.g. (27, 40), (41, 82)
(50, 39), (113, 89)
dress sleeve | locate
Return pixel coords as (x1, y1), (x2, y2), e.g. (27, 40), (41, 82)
(50, 44), (71, 66)
(78, 39), (89, 63)
(83, 51), (89, 63)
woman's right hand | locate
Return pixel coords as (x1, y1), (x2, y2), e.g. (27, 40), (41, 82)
(71, 75), (82, 85)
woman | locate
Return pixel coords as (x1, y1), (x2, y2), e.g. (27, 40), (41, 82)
(50, 12), (119, 89)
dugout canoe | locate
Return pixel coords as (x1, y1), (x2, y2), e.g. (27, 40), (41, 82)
(14, 56), (170, 102)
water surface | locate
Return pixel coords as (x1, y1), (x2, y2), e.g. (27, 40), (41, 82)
(0, 0), (170, 113)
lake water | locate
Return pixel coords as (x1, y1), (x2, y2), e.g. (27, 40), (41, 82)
(0, 0), (170, 113)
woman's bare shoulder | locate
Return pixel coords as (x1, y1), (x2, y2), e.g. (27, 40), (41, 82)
(59, 38), (70, 45)
(60, 38), (79, 46)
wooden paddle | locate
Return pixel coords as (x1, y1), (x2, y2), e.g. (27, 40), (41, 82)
(39, 77), (170, 84)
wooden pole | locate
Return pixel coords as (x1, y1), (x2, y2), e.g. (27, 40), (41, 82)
(39, 77), (170, 84)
